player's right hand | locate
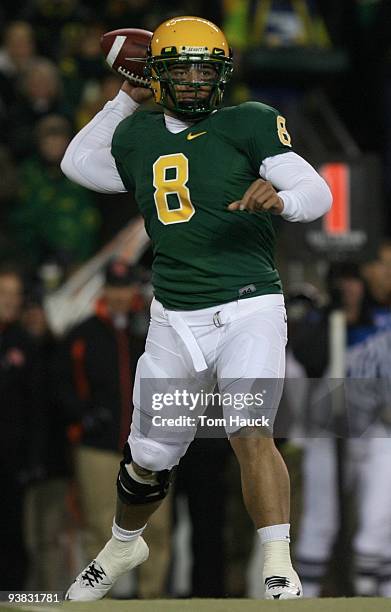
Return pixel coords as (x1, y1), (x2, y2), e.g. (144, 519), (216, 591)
(228, 178), (284, 215)
(121, 80), (153, 103)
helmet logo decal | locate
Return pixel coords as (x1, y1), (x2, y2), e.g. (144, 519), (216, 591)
(180, 46), (208, 53)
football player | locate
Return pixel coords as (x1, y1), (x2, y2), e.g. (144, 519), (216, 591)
(61, 16), (332, 600)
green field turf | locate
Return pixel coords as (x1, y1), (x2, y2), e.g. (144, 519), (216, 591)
(0, 598), (390, 612)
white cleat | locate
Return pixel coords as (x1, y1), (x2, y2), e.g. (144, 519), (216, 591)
(264, 574), (303, 600)
(65, 560), (114, 601)
(65, 537), (149, 601)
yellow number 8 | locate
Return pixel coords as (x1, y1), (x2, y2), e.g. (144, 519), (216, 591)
(277, 115), (292, 147)
(153, 153), (195, 225)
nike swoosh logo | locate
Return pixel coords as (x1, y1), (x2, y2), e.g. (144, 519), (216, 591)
(187, 131), (207, 141)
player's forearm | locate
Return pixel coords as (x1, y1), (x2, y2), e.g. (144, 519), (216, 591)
(260, 151), (332, 223)
(61, 91), (139, 193)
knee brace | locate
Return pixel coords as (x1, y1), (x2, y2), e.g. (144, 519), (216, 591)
(117, 443), (175, 506)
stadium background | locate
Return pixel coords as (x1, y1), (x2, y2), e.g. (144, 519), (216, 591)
(1, 0), (391, 608)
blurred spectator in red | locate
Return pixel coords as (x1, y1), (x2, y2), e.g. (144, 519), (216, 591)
(6, 58), (70, 160)
(0, 266), (45, 589)
(9, 114), (100, 272)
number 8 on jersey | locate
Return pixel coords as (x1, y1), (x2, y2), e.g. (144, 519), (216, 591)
(153, 153), (195, 225)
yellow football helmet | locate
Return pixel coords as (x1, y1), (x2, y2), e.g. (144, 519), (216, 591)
(146, 16), (233, 118)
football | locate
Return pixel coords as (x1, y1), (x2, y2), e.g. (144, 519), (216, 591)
(100, 28), (152, 87)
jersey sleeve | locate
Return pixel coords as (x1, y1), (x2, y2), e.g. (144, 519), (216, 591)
(60, 90), (138, 193)
(239, 102), (293, 171)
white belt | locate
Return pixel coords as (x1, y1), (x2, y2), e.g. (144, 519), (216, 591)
(167, 311), (208, 373)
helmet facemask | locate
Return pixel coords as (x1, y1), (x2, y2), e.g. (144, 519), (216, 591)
(147, 51), (233, 119)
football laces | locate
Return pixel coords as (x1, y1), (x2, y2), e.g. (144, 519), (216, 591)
(117, 65), (150, 86)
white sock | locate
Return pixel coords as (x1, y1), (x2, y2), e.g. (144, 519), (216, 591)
(112, 519), (146, 542)
(258, 523), (290, 544)
(258, 523), (297, 581)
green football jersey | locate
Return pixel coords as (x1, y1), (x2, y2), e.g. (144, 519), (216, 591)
(111, 101), (292, 310)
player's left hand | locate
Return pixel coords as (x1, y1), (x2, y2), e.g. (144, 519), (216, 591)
(228, 178), (284, 215)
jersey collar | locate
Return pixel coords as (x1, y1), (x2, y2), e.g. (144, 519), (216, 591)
(164, 113), (192, 134)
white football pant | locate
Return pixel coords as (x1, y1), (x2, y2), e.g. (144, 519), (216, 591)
(129, 294), (287, 471)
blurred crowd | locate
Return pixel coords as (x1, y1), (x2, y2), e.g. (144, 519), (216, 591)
(1, 0), (391, 600)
